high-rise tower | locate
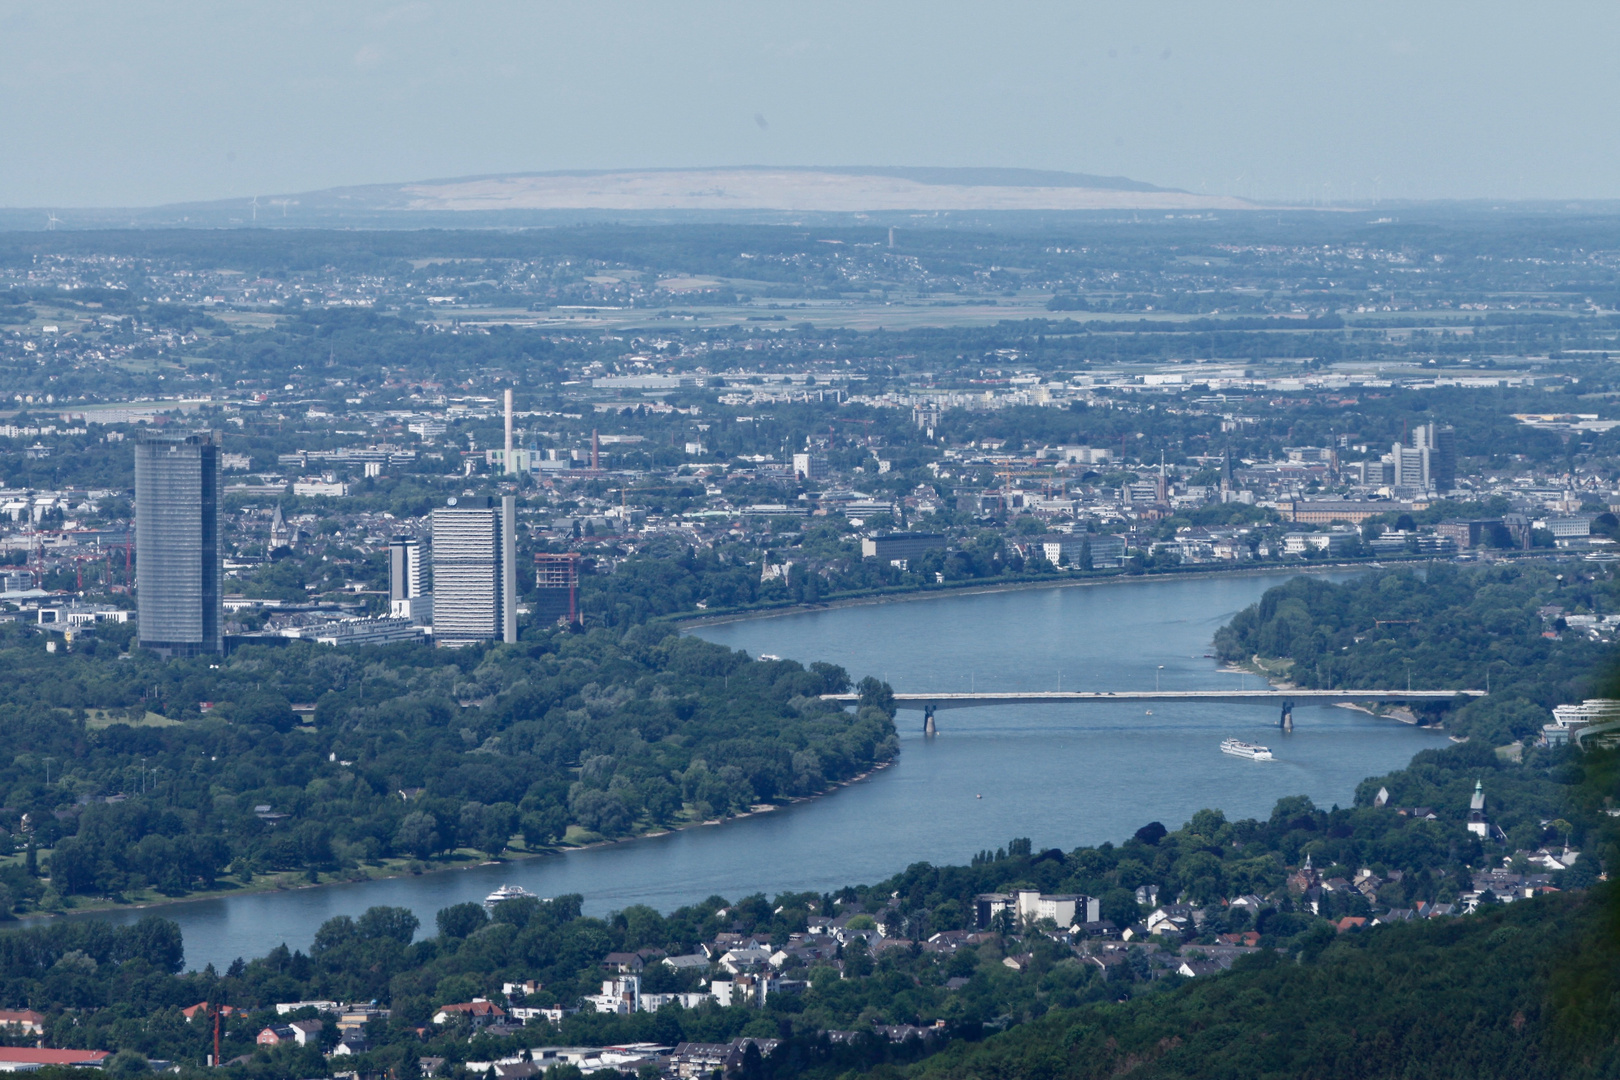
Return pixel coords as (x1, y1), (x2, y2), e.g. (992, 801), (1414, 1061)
(1412, 423), (1456, 492)
(431, 496), (517, 646)
(388, 536), (423, 602)
(134, 430), (222, 657)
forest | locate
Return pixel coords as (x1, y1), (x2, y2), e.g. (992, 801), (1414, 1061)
(0, 624), (894, 913)
(909, 884), (1620, 1080)
(1214, 563), (1618, 746)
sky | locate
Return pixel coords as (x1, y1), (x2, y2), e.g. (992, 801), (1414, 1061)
(3, 1), (1618, 208)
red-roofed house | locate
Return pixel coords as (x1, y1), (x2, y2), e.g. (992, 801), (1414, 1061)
(432, 1000), (506, 1027)
(183, 1002), (241, 1022)
(258, 1020), (322, 1047)
(1335, 916), (1368, 933)
(0, 1010), (46, 1035)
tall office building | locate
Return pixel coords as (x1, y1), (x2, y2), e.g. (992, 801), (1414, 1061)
(431, 496), (516, 646)
(134, 430), (222, 657)
(1412, 423), (1456, 491)
(533, 551), (581, 626)
(1388, 442), (1430, 490)
(792, 452), (829, 481)
(388, 536), (423, 602)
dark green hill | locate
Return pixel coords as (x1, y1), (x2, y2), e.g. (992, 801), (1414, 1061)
(912, 885), (1620, 1080)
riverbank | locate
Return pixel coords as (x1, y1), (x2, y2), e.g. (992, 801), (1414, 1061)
(12, 759), (900, 925)
(38, 570), (1460, 969)
(677, 561), (1387, 629)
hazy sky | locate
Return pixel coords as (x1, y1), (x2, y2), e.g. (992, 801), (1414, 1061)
(4, 1), (1618, 207)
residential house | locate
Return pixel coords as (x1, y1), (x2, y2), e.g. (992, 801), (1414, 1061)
(718, 947), (774, 974)
(509, 1005), (578, 1025)
(669, 1039), (779, 1080)
(182, 1003), (240, 1023)
(257, 1021), (322, 1047)
(640, 993), (710, 1013)
(602, 952), (645, 973)
(1143, 907), (1192, 940)
(662, 954), (712, 974)
(586, 976), (640, 1015)
(335, 1006), (389, 1032)
(330, 1034), (370, 1057)
(975, 890), (1100, 930)
(502, 980), (543, 998)
(0, 1010), (45, 1036)
(1353, 869), (1383, 901)
(289, 1020), (322, 1045)
(432, 1000), (507, 1027)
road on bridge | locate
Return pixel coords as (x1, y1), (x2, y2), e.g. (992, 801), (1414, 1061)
(819, 688), (1484, 734)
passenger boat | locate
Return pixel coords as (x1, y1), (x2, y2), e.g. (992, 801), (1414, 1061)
(484, 884), (537, 909)
(1220, 738), (1274, 761)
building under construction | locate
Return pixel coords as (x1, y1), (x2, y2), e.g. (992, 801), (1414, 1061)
(534, 552), (581, 625)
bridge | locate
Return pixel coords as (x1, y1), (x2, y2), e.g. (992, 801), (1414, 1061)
(820, 689), (1485, 735)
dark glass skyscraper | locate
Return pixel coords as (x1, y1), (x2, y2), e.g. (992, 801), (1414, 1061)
(135, 430), (222, 657)
(1412, 422), (1456, 492)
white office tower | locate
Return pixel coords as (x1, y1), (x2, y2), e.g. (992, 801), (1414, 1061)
(388, 535), (432, 625)
(431, 496), (517, 646)
(388, 536), (423, 601)
(1388, 442), (1430, 490)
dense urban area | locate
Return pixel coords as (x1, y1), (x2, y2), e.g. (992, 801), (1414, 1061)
(1, 214), (1619, 1077)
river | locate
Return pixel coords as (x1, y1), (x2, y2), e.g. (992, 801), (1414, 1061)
(68, 571), (1449, 971)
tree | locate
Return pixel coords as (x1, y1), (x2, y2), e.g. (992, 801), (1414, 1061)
(858, 676), (896, 718)
(436, 902), (488, 939)
(394, 812), (442, 860)
(357, 906), (420, 944)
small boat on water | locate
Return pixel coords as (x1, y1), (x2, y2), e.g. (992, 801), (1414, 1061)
(485, 884), (537, 909)
(1220, 738), (1274, 761)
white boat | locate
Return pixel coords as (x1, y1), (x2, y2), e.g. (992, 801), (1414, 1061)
(484, 884), (537, 909)
(1221, 738), (1274, 761)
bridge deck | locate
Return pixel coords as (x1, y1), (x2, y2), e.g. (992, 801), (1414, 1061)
(821, 689), (1482, 711)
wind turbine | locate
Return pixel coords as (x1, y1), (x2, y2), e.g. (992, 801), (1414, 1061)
(44, 213), (60, 231)
(250, 195), (259, 222)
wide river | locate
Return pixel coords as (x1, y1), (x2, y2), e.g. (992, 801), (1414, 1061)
(73, 571), (1449, 971)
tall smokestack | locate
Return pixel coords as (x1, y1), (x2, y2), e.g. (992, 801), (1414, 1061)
(591, 429), (600, 471)
(504, 388), (514, 473)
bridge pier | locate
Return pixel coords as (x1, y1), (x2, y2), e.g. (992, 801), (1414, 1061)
(1280, 701), (1293, 733)
(924, 705), (936, 737)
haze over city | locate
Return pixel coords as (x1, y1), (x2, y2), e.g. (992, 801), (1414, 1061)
(3, 1), (1620, 208)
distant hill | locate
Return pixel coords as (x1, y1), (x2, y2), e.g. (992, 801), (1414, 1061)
(0, 166), (1257, 230)
(322, 165), (1254, 214)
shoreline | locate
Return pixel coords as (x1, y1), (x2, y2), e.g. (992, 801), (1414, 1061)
(677, 562), (1379, 629)
(24, 565), (1468, 926)
(18, 759), (899, 926)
